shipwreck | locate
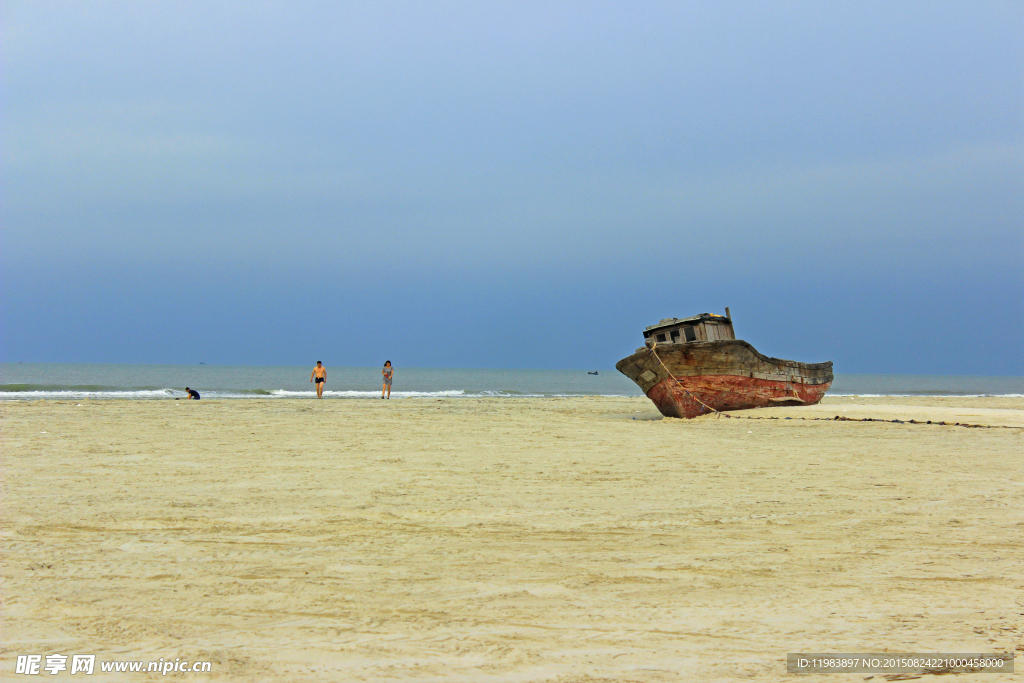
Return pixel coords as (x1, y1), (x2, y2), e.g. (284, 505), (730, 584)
(616, 309), (833, 418)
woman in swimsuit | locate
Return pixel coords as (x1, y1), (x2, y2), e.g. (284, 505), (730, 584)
(381, 361), (393, 399)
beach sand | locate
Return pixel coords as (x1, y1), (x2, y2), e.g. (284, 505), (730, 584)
(2, 396), (1022, 681)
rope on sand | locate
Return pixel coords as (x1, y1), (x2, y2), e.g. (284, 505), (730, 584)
(714, 413), (1020, 430)
(646, 342), (1018, 430)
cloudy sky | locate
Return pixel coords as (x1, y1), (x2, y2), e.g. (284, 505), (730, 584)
(3, 1), (1021, 373)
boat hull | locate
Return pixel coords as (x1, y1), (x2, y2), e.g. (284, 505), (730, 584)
(616, 340), (833, 419)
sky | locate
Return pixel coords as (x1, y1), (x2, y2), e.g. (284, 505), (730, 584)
(2, 1), (1022, 374)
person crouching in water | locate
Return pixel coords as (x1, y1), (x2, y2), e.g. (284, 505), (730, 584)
(310, 361), (327, 398)
(381, 361), (393, 399)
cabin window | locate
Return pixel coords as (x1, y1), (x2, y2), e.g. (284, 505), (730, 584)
(683, 326), (696, 342)
(670, 330), (680, 342)
(656, 333), (667, 342)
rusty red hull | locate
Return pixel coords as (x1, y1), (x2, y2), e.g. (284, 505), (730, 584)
(646, 373), (831, 418)
(616, 340), (833, 419)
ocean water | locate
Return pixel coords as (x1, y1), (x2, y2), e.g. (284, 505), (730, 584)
(1, 363), (1021, 400)
(0, 364), (640, 400)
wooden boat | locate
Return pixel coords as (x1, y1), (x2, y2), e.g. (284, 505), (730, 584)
(616, 311), (833, 418)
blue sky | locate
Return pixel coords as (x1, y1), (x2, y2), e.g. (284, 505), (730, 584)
(2, 1), (1022, 373)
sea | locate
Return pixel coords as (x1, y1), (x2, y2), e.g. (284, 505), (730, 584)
(1, 363), (1021, 400)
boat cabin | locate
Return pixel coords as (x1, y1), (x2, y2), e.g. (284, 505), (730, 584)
(643, 313), (735, 345)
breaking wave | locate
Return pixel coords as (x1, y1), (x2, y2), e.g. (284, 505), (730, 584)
(0, 387), (588, 400)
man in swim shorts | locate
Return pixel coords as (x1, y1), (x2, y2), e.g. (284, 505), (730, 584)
(185, 387), (200, 400)
(310, 361), (327, 398)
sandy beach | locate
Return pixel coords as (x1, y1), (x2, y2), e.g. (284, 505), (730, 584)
(2, 396), (1021, 682)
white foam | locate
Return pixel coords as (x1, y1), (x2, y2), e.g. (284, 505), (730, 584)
(265, 389), (471, 399)
(0, 388), (619, 400)
(0, 389), (177, 400)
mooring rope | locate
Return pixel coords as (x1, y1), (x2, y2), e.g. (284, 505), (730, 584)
(715, 413), (1019, 430)
(647, 342), (722, 416)
(646, 342), (1016, 430)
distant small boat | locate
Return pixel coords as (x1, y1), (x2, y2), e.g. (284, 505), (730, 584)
(616, 310), (832, 418)
(199, 362), (206, 365)
(588, 371), (599, 375)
